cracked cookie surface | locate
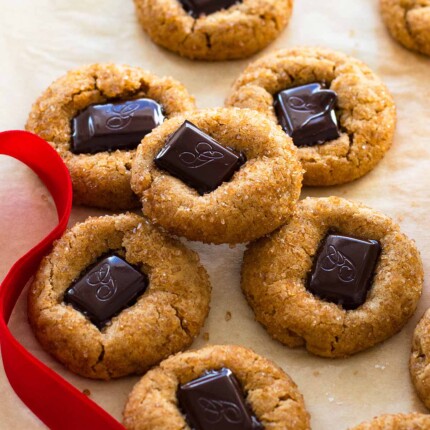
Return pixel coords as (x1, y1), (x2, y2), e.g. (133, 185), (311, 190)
(349, 413), (430, 429)
(130, 107), (303, 244)
(241, 197), (423, 358)
(123, 344), (310, 430)
(133, 0), (293, 60)
(380, 0), (430, 56)
(28, 213), (211, 379)
(26, 63), (196, 210)
(226, 47), (396, 186)
(410, 308), (430, 409)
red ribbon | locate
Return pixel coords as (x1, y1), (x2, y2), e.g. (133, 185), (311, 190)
(0, 131), (125, 429)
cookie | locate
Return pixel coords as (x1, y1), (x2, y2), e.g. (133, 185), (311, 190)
(28, 213), (211, 379)
(241, 197), (423, 358)
(380, 0), (430, 56)
(133, 0), (293, 61)
(123, 345), (310, 430)
(26, 64), (196, 210)
(226, 47), (396, 186)
(349, 413), (430, 429)
(130, 107), (303, 244)
(410, 308), (430, 409)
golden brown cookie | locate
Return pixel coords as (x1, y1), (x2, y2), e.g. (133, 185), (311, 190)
(26, 64), (196, 210)
(28, 213), (211, 379)
(123, 345), (310, 430)
(130, 107), (303, 244)
(349, 413), (430, 430)
(241, 197), (423, 358)
(380, 0), (430, 56)
(133, 0), (293, 61)
(410, 308), (430, 409)
(226, 47), (396, 186)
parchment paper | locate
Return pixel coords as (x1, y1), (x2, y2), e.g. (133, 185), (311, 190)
(1, 0), (430, 428)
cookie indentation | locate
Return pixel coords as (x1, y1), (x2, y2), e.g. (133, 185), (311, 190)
(307, 233), (381, 310)
(64, 255), (148, 329)
(154, 120), (246, 195)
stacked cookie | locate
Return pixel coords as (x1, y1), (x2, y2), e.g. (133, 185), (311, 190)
(22, 2), (430, 428)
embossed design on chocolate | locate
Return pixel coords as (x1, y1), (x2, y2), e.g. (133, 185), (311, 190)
(177, 367), (263, 430)
(198, 398), (243, 424)
(179, 142), (224, 169)
(154, 120), (246, 195)
(105, 102), (140, 131)
(307, 233), (381, 310)
(64, 254), (148, 329)
(71, 98), (164, 154)
(87, 263), (118, 301)
(321, 245), (357, 283)
(274, 83), (340, 147)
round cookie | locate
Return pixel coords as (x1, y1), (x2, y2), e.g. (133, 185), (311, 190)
(226, 47), (396, 186)
(380, 0), (430, 56)
(28, 213), (211, 379)
(123, 344), (310, 430)
(349, 413), (430, 430)
(131, 107), (303, 244)
(26, 64), (196, 210)
(133, 0), (293, 61)
(410, 308), (430, 409)
(241, 197), (423, 358)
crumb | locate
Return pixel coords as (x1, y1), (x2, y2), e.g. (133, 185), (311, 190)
(83, 389), (91, 396)
(353, 370), (359, 376)
(313, 370), (320, 377)
(225, 311), (232, 321)
(203, 332), (209, 341)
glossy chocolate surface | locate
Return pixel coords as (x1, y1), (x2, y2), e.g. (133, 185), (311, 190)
(154, 120), (246, 195)
(71, 98), (164, 154)
(64, 255), (148, 328)
(177, 368), (263, 430)
(274, 83), (340, 147)
(307, 233), (381, 310)
(179, 0), (240, 18)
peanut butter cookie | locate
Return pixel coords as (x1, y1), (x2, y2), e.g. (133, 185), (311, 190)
(349, 413), (430, 429)
(26, 63), (195, 210)
(380, 0), (430, 56)
(28, 213), (211, 379)
(410, 308), (430, 409)
(123, 345), (310, 430)
(241, 197), (423, 358)
(133, 0), (293, 60)
(130, 107), (303, 244)
(226, 47), (396, 186)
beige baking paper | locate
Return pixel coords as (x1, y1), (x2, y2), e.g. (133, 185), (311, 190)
(1, 0), (430, 428)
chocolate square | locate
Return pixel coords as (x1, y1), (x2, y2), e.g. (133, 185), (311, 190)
(179, 0), (240, 18)
(154, 120), (246, 195)
(71, 98), (164, 154)
(307, 233), (381, 310)
(274, 83), (340, 147)
(177, 368), (262, 430)
(64, 255), (148, 328)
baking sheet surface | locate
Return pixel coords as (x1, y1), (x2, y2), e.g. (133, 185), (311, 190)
(1, 0), (430, 428)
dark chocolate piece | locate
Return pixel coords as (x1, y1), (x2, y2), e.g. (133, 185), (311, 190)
(64, 255), (148, 328)
(71, 98), (164, 154)
(154, 120), (246, 195)
(179, 0), (240, 18)
(274, 83), (340, 147)
(177, 368), (263, 430)
(307, 233), (381, 310)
